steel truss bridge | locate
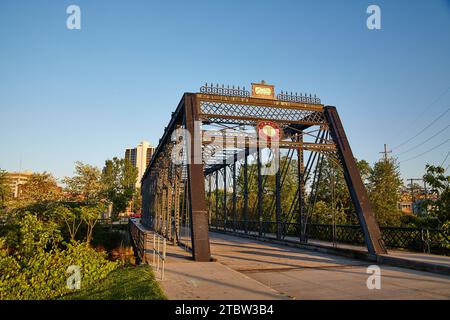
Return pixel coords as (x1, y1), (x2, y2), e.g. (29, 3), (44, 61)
(140, 82), (388, 262)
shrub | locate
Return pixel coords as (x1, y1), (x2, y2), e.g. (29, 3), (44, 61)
(0, 241), (117, 300)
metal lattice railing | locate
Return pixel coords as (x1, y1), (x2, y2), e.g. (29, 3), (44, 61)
(210, 219), (450, 255)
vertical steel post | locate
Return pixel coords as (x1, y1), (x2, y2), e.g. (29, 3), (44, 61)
(232, 157), (237, 232)
(297, 133), (306, 242)
(215, 170), (219, 228)
(244, 146), (249, 234)
(223, 167), (227, 231)
(275, 155), (281, 240)
(184, 93), (211, 261)
(257, 137), (263, 237)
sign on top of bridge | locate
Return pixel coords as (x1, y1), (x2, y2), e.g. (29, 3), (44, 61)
(251, 80), (275, 100)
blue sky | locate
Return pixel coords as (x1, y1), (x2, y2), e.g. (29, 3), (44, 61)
(1, 0), (449, 181)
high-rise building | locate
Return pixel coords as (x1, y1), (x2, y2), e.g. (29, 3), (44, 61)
(125, 140), (155, 188)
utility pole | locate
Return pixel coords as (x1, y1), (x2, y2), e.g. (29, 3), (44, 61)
(379, 144), (392, 162)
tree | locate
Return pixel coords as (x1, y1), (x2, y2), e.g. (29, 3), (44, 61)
(312, 157), (370, 224)
(58, 205), (83, 241)
(79, 205), (105, 245)
(0, 169), (12, 211)
(132, 188), (142, 214)
(368, 158), (403, 226)
(101, 158), (138, 216)
(19, 172), (62, 204)
(63, 162), (102, 204)
(421, 165), (449, 226)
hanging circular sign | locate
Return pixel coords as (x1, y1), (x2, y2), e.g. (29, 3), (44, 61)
(257, 121), (281, 141)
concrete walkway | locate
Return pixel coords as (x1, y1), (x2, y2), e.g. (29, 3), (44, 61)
(155, 232), (450, 300)
(156, 239), (286, 300)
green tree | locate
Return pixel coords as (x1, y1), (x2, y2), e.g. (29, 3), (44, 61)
(58, 205), (83, 242)
(101, 158), (138, 217)
(79, 205), (105, 245)
(19, 172), (62, 204)
(0, 169), (12, 211)
(368, 158), (403, 226)
(63, 162), (102, 204)
(133, 188), (142, 214)
(421, 165), (449, 226)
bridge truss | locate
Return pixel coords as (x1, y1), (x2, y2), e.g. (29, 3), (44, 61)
(141, 83), (387, 261)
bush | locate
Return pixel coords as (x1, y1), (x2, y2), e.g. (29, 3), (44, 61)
(0, 241), (117, 300)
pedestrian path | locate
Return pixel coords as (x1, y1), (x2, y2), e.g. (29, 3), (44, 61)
(153, 231), (450, 299)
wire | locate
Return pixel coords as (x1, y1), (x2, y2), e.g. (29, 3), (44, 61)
(441, 151), (450, 167)
(392, 107), (450, 150)
(392, 85), (450, 150)
(396, 125), (449, 156)
(408, 85), (450, 124)
(399, 139), (450, 163)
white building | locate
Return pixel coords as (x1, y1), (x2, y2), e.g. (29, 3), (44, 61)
(125, 141), (155, 189)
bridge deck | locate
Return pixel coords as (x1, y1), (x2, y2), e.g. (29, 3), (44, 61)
(157, 231), (450, 300)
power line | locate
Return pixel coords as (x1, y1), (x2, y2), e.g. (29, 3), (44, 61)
(441, 151), (450, 167)
(392, 107), (450, 150)
(399, 139), (450, 163)
(407, 85), (450, 125)
(392, 85), (450, 149)
(396, 125), (449, 156)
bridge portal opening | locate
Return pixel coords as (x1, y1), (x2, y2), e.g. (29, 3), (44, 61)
(141, 82), (387, 261)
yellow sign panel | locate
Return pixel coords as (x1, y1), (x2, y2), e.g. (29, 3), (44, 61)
(251, 81), (275, 99)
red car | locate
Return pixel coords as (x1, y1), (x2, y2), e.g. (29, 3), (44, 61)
(130, 213), (141, 218)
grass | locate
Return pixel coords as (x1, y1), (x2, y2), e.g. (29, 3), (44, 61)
(62, 265), (166, 300)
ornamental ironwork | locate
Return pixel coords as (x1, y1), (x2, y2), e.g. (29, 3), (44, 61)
(277, 91), (321, 104)
(200, 83), (250, 97)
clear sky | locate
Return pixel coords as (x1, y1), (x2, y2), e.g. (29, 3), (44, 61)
(1, 0), (449, 182)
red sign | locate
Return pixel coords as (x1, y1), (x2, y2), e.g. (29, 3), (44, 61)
(257, 121), (280, 141)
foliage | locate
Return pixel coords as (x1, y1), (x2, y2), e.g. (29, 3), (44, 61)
(63, 162), (103, 204)
(18, 214), (63, 258)
(0, 204), (117, 300)
(62, 265), (166, 300)
(19, 172), (62, 204)
(368, 158), (403, 226)
(0, 240), (117, 300)
(101, 157), (138, 216)
(132, 188), (142, 213)
(78, 205), (105, 244)
(58, 205), (82, 241)
(420, 165), (450, 226)
(311, 157), (370, 224)
(0, 169), (12, 211)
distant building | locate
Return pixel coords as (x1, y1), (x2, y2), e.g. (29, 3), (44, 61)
(5, 170), (33, 198)
(125, 140), (155, 189)
(397, 187), (436, 215)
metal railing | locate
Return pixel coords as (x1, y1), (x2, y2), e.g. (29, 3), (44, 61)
(152, 232), (167, 280)
(210, 219), (450, 255)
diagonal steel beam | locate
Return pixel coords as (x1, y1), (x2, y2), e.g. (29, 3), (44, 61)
(324, 106), (387, 256)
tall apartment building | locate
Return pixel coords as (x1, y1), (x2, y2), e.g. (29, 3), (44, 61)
(125, 140), (155, 188)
